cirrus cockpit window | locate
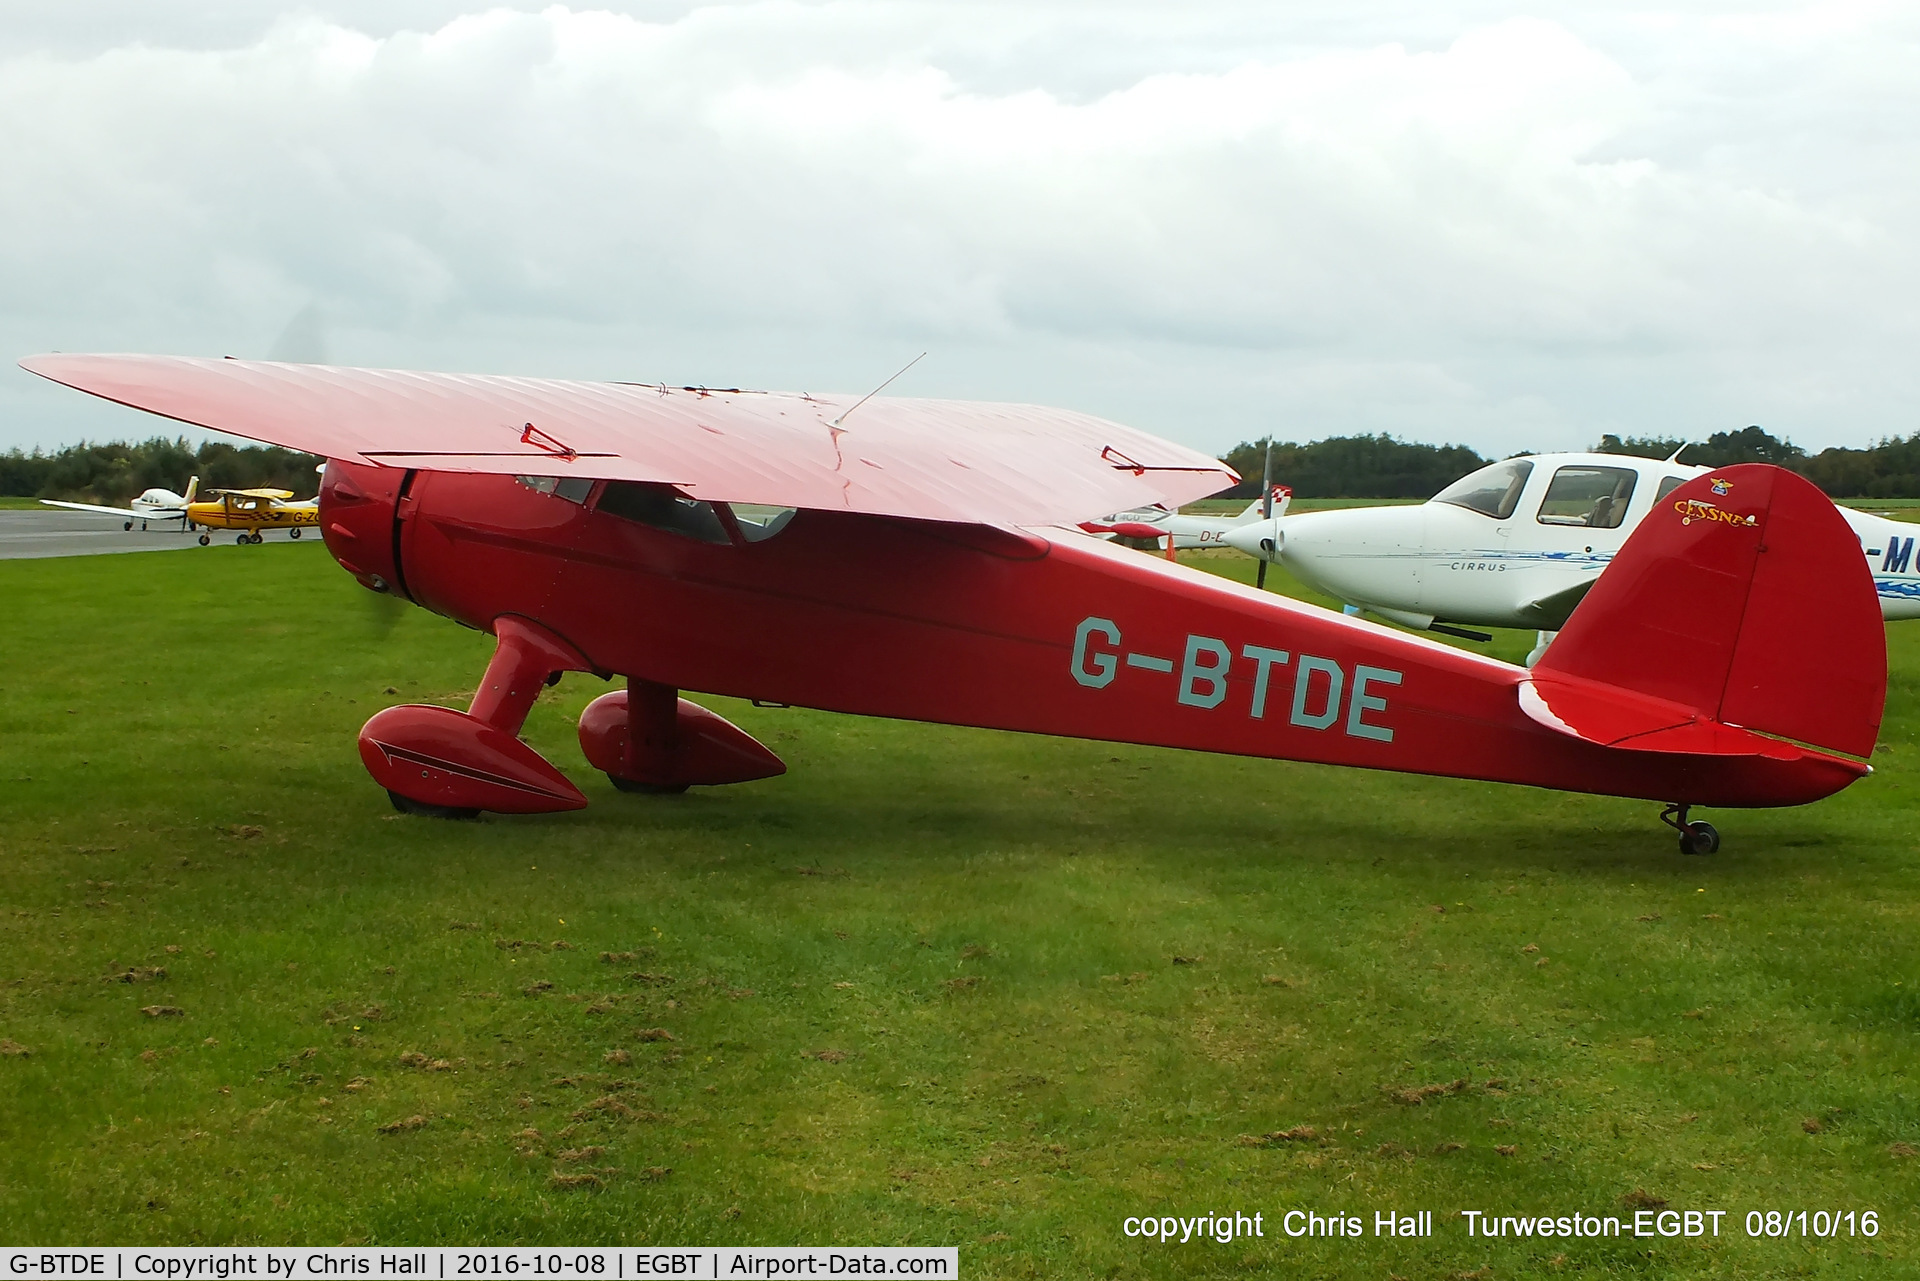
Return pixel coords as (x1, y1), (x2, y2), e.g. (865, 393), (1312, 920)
(1537, 465), (1638, 529)
(1433, 459), (1535, 520)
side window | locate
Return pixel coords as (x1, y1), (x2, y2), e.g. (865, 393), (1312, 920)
(729, 503), (798, 543)
(597, 481), (730, 545)
(1537, 466), (1637, 529)
(1433, 459), (1535, 520)
(1655, 475), (1688, 502)
(516, 476), (594, 504)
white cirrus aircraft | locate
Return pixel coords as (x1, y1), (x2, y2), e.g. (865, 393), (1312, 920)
(1224, 450), (1920, 662)
(41, 476), (198, 530)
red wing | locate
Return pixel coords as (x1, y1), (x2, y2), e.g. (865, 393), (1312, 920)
(20, 354), (1236, 526)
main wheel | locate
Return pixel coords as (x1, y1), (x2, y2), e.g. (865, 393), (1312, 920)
(608, 773), (689, 795)
(123, 520), (132, 530)
(197, 533), (210, 545)
(1679, 822), (1721, 856)
(251, 531), (266, 544)
(387, 789), (481, 820)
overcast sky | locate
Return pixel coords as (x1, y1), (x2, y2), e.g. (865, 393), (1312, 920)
(3, 1), (1917, 459)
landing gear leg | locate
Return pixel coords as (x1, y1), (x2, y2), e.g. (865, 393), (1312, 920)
(1660, 803), (1720, 855)
(579, 679), (785, 793)
(358, 617), (593, 817)
(610, 679), (690, 794)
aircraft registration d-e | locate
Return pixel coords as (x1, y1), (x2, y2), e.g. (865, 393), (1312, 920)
(22, 354), (1888, 854)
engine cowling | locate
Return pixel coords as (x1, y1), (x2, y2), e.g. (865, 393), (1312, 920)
(319, 460), (408, 598)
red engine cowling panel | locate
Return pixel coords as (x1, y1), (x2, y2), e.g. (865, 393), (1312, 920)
(578, 690), (786, 789)
(360, 704), (587, 813)
(319, 460), (407, 597)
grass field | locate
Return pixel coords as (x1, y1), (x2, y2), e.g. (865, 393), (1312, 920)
(1, 542), (1916, 1277)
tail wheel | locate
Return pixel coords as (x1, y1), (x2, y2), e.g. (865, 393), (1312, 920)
(1660, 803), (1722, 855)
(1680, 822), (1721, 856)
(197, 533), (210, 546)
(289, 527), (302, 539)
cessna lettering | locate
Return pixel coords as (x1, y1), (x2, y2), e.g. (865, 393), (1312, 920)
(1674, 498), (1760, 528)
(1070, 616), (1402, 742)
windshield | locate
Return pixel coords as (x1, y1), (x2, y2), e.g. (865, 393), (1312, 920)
(1433, 459), (1535, 520)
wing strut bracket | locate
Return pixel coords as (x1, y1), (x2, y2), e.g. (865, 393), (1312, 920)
(519, 422), (578, 461)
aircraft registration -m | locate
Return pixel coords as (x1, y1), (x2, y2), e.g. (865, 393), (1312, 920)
(22, 354), (1887, 852)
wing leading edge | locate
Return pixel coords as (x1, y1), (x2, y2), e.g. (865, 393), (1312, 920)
(20, 354), (1237, 528)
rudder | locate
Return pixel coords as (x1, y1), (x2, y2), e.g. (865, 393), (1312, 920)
(1535, 464), (1884, 760)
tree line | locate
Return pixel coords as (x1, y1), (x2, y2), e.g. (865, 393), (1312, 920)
(1, 438), (325, 503)
(1221, 426), (1920, 500)
(8, 425), (1920, 505)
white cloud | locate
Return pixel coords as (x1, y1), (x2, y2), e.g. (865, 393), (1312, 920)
(2, 2), (1918, 459)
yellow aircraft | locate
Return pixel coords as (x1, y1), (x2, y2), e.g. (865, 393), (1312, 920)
(189, 488), (320, 544)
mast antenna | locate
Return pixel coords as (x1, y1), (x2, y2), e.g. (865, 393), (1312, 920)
(831, 352), (926, 428)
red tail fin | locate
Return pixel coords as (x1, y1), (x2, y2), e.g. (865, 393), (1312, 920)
(1534, 464), (1884, 759)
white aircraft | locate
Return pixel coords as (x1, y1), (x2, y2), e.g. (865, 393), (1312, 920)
(1224, 450), (1920, 662)
(41, 476), (199, 530)
(1083, 487), (1291, 553)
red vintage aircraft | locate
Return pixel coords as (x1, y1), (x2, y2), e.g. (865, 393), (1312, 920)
(22, 354), (1887, 852)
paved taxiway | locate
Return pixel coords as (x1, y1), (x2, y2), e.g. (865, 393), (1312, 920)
(0, 509), (314, 559)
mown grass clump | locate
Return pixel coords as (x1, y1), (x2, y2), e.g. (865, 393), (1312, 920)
(0, 543), (1915, 1277)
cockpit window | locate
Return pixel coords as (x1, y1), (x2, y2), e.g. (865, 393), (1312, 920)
(729, 503), (798, 543)
(1537, 465), (1638, 529)
(1433, 459), (1535, 520)
(516, 476), (594, 504)
(597, 481), (731, 544)
(1655, 475), (1689, 502)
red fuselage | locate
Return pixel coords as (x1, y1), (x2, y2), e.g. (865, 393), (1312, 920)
(318, 461), (1863, 809)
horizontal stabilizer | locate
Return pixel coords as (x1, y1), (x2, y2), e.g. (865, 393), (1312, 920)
(1519, 670), (1837, 765)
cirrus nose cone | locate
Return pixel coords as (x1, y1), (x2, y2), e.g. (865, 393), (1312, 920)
(1223, 519), (1280, 560)
(1270, 505), (1427, 601)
